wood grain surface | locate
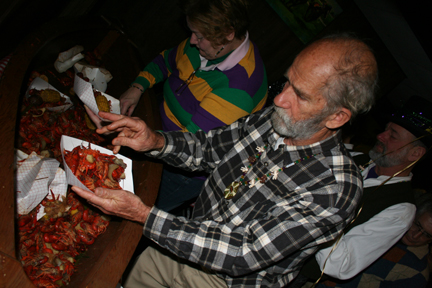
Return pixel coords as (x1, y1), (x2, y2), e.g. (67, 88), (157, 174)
(0, 16), (162, 288)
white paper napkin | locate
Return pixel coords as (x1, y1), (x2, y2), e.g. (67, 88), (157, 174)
(16, 150), (68, 220)
(73, 75), (120, 118)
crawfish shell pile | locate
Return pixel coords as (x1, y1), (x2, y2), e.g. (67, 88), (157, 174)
(17, 58), (113, 287)
(18, 191), (110, 287)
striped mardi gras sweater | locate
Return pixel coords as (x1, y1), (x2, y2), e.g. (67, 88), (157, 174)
(132, 34), (268, 133)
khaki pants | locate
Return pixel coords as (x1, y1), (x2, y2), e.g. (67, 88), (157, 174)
(124, 246), (228, 288)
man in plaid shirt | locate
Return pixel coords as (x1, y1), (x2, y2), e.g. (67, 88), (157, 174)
(73, 33), (378, 287)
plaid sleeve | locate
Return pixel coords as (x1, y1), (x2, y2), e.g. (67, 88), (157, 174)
(143, 180), (360, 276)
(150, 108), (273, 173)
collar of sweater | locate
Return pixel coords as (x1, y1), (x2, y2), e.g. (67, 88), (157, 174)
(199, 31), (250, 72)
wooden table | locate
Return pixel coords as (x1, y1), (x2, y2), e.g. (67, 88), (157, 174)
(0, 16), (162, 288)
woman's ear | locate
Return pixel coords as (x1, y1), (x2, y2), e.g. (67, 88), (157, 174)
(226, 30), (235, 42)
(325, 108), (352, 130)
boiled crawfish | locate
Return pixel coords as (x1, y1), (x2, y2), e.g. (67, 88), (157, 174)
(18, 190), (110, 287)
(64, 145), (127, 192)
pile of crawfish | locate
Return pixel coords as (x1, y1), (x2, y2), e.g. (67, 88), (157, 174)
(18, 190), (109, 287)
(16, 55), (114, 286)
(18, 102), (107, 164)
(64, 145), (126, 192)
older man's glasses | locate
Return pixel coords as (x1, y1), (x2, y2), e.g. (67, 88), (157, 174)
(414, 221), (432, 239)
(175, 69), (197, 96)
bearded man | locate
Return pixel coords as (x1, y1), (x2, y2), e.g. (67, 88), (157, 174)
(297, 95), (432, 285)
(71, 33), (378, 288)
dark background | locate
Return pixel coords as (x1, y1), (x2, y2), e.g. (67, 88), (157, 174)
(1, 0), (430, 97)
(1, 0), (430, 190)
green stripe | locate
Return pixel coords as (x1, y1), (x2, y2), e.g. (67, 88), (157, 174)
(197, 71), (253, 111)
(163, 49), (173, 74)
(162, 39), (204, 133)
(212, 88), (254, 112)
(163, 81), (193, 128)
(184, 39), (201, 69)
(185, 122), (201, 133)
(133, 77), (151, 91)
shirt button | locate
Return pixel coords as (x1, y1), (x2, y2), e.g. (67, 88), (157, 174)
(264, 162), (268, 166)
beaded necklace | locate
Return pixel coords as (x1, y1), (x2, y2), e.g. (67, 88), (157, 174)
(224, 144), (321, 199)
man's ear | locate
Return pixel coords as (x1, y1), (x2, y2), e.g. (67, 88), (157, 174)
(408, 146), (427, 162)
(325, 108), (352, 130)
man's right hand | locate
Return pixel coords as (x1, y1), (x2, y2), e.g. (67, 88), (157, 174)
(119, 86), (144, 116)
(96, 111), (165, 154)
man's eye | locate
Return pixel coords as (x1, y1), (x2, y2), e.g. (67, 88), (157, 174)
(297, 94), (306, 101)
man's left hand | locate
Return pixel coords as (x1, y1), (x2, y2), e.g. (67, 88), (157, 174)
(71, 186), (151, 225)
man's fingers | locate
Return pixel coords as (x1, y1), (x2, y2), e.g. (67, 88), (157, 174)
(99, 111), (125, 122)
(71, 186), (96, 201)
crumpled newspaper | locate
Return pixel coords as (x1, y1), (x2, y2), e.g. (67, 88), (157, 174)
(16, 150), (68, 220)
(54, 45), (85, 73)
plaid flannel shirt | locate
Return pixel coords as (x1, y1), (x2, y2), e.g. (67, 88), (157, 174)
(144, 107), (362, 287)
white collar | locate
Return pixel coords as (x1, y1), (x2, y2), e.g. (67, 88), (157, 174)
(361, 163), (412, 188)
(199, 31), (250, 71)
(273, 136), (285, 150)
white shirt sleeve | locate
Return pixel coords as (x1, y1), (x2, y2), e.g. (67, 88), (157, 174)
(315, 202), (416, 280)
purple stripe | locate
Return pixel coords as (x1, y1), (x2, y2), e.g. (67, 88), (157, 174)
(152, 54), (169, 79)
(191, 108), (226, 132)
(159, 102), (182, 132)
(167, 76), (202, 116)
(167, 45), (180, 77)
(221, 45), (265, 96)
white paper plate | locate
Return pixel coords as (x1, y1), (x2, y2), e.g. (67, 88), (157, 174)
(61, 135), (134, 193)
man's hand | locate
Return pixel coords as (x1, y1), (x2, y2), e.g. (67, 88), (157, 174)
(120, 86), (143, 116)
(71, 186), (151, 224)
(96, 111), (165, 154)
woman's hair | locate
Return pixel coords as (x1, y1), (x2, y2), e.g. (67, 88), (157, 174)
(180, 0), (250, 46)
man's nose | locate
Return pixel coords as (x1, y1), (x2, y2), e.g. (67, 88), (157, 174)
(273, 86), (291, 108)
(376, 130), (389, 142)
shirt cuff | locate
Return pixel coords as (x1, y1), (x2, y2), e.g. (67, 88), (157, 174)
(143, 206), (175, 246)
(132, 77), (150, 91)
(147, 131), (169, 157)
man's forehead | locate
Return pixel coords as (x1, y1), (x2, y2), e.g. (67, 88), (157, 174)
(387, 122), (414, 137)
(419, 212), (432, 231)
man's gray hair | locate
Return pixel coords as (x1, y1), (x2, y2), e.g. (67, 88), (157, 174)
(416, 195), (432, 216)
(319, 33), (379, 120)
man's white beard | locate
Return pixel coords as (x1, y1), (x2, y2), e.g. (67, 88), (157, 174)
(368, 141), (410, 167)
(271, 106), (327, 141)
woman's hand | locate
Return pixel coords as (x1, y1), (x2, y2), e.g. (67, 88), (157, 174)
(120, 86), (143, 116)
(71, 186), (151, 224)
(96, 111), (165, 154)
